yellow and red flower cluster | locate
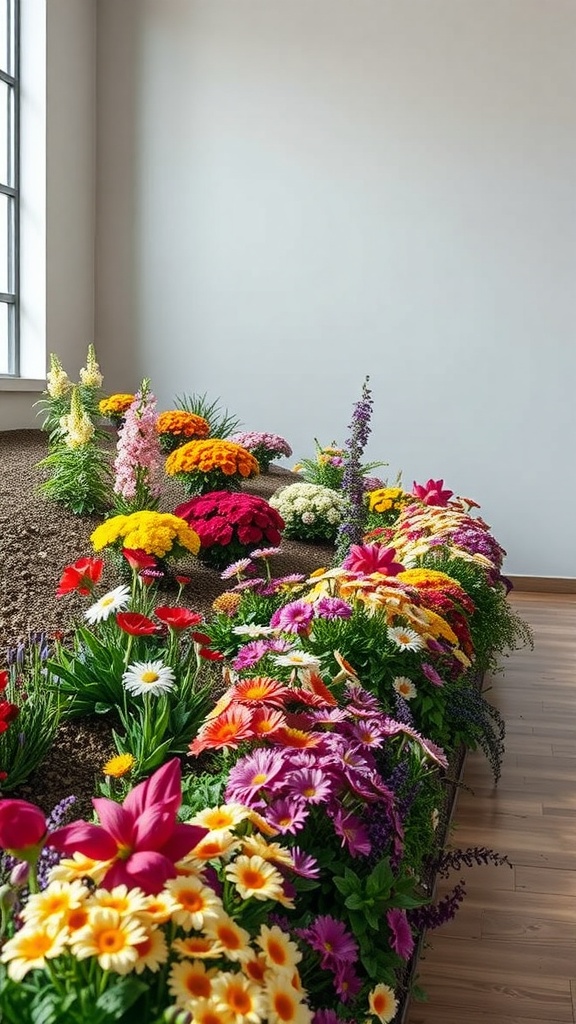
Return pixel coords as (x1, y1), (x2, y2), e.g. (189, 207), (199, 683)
(166, 440), (259, 478)
(156, 410), (210, 441)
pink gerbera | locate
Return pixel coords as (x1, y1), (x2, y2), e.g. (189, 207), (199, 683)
(270, 600), (315, 634)
(225, 749), (288, 805)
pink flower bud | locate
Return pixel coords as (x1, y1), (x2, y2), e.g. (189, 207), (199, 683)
(0, 799), (47, 855)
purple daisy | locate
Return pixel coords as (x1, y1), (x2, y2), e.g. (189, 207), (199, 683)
(299, 915), (358, 970)
(313, 597), (353, 621)
(266, 797), (309, 835)
(290, 847), (320, 879)
(225, 748), (288, 805)
(334, 962), (363, 1002)
(421, 662), (445, 687)
(220, 558), (254, 580)
(287, 768), (333, 805)
(270, 599), (315, 634)
(333, 808), (372, 857)
(313, 1012), (343, 1024)
(387, 907), (415, 960)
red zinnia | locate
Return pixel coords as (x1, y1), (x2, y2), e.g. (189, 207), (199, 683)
(116, 612), (159, 636)
(0, 671), (8, 693)
(56, 557), (104, 597)
(154, 606), (204, 630)
(122, 548), (158, 571)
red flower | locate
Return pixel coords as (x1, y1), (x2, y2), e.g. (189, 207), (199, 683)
(0, 799), (47, 855)
(116, 612), (159, 636)
(56, 557), (104, 597)
(0, 773), (7, 783)
(0, 702), (20, 732)
(198, 648), (224, 662)
(191, 631), (212, 647)
(122, 548), (158, 571)
(412, 478), (454, 507)
(154, 606), (204, 630)
(175, 574), (192, 586)
(0, 671), (8, 693)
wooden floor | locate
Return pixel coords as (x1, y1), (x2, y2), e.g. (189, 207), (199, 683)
(405, 591), (576, 1024)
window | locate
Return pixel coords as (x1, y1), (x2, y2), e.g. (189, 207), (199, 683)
(0, 0), (18, 376)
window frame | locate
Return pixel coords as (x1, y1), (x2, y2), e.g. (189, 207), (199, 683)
(0, 0), (19, 377)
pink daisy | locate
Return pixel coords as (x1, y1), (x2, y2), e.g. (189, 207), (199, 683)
(270, 600), (315, 634)
(386, 907), (415, 960)
(287, 768), (333, 805)
(300, 915), (358, 969)
(266, 798), (309, 835)
(225, 749), (287, 805)
(333, 809), (372, 857)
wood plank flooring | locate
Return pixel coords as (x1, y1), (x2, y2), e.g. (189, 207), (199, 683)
(405, 592), (576, 1024)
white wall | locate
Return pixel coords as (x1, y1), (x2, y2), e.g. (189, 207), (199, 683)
(0, 0), (96, 429)
(95, 0), (576, 576)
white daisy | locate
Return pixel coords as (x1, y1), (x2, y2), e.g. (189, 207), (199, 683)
(84, 585), (130, 624)
(387, 626), (424, 652)
(122, 660), (176, 697)
(273, 651), (321, 670)
(392, 676), (417, 700)
(232, 624), (275, 638)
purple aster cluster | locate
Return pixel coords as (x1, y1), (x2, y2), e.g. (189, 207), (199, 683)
(334, 377), (374, 563)
(449, 526), (506, 568)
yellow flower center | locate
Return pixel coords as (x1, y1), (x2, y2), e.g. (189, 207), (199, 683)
(141, 671), (159, 684)
(251, 773), (268, 785)
(21, 933), (53, 957)
(101, 596), (114, 607)
(186, 973), (211, 998)
(229, 987), (252, 1013)
(273, 993), (296, 1021)
(97, 928), (126, 953)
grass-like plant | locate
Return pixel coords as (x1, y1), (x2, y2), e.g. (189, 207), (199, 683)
(175, 390), (242, 438)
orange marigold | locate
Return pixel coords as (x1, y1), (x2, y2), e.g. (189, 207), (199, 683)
(156, 410), (210, 439)
(165, 440), (259, 479)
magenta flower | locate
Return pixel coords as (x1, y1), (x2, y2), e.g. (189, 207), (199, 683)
(266, 798), (309, 835)
(333, 808), (372, 857)
(421, 662), (444, 688)
(387, 907), (415, 960)
(287, 768), (333, 805)
(300, 915), (358, 969)
(48, 759), (206, 894)
(313, 1012), (342, 1024)
(341, 543), (404, 576)
(334, 962), (363, 1002)
(270, 600), (315, 634)
(313, 597), (353, 621)
(291, 847), (320, 879)
(412, 477), (454, 506)
(225, 749), (288, 806)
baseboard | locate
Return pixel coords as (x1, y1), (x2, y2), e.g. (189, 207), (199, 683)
(508, 575), (576, 594)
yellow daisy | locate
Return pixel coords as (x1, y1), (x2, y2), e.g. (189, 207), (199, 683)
(1, 923), (69, 981)
(168, 960), (217, 1006)
(225, 855), (286, 902)
(165, 876), (222, 930)
(256, 924), (302, 973)
(265, 977), (312, 1024)
(133, 926), (168, 974)
(368, 982), (399, 1023)
(138, 891), (179, 924)
(211, 971), (266, 1024)
(204, 913), (251, 962)
(48, 852), (112, 885)
(172, 935), (224, 959)
(186, 830), (240, 863)
(241, 835), (294, 868)
(21, 880), (88, 926)
(91, 885), (148, 917)
(189, 803), (251, 831)
(103, 753), (136, 778)
(189, 1003), (234, 1024)
(70, 907), (147, 974)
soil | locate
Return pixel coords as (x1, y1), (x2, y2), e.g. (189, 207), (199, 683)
(0, 429), (334, 817)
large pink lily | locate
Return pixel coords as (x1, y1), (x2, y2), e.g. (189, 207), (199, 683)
(49, 758), (206, 894)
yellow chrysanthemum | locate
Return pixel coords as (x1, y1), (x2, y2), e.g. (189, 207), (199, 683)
(91, 510), (200, 558)
(70, 907), (147, 973)
(1, 923), (69, 981)
(212, 591), (242, 616)
(418, 607), (459, 644)
(103, 753), (136, 778)
(165, 439), (259, 480)
(398, 567), (463, 589)
(368, 486), (410, 513)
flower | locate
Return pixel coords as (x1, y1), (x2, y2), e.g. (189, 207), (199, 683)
(122, 548), (158, 571)
(99, 393), (135, 418)
(56, 556), (104, 597)
(154, 605), (204, 630)
(0, 701), (19, 733)
(91, 510), (200, 558)
(269, 483), (345, 543)
(228, 677), (291, 705)
(79, 343), (103, 388)
(189, 804), (251, 831)
(421, 662), (444, 688)
(116, 612), (159, 636)
(165, 875), (221, 930)
(314, 596), (352, 620)
(266, 976), (312, 1024)
(156, 409), (210, 448)
(211, 971), (267, 1023)
(368, 983), (398, 1023)
(225, 855), (286, 901)
(299, 915), (358, 970)
(103, 753), (136, 778)
(168, 959), (217, 1004)
(273, 651), (321, 671)
(220, 558), (254, 579)
(190, 705), (254, 756)
(1, 922), (69, 980)
(113, 381), (163, 505)
(392, 676), (417, 700)
(288, 769), (333, 805)
(46, 353), (71, 398)
(166, 440), (260, 486)
(49, 758), (207, 894)
(412, 477), (454, 506)
(386, 907), (415, 960)
(204, 914), (251, 961)
(270, 600), (315, 634)
(342, 543), (404, 577)
(60, 386), (95, 448)
(85, 585), (130, 624)
(71, 906), (147, 973)
(387, 625), (424, 652)
(226, 749), (288, 805)
(122, 660), (176, 697)
(0, 799), (47, 856)
(174, 491), (284, 568)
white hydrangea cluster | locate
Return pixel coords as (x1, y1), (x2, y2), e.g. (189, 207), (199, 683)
(269, 482), (345, 541)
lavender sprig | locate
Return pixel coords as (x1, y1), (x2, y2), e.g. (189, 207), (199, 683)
(334, 377), (374, 563)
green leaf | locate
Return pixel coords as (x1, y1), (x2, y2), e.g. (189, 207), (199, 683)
(95, 977), (148, 1017)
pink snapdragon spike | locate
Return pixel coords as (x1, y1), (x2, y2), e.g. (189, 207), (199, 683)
(412, 478), (454, 507)
(341, 543), (404, 577)
(49, 758), (207, 894)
